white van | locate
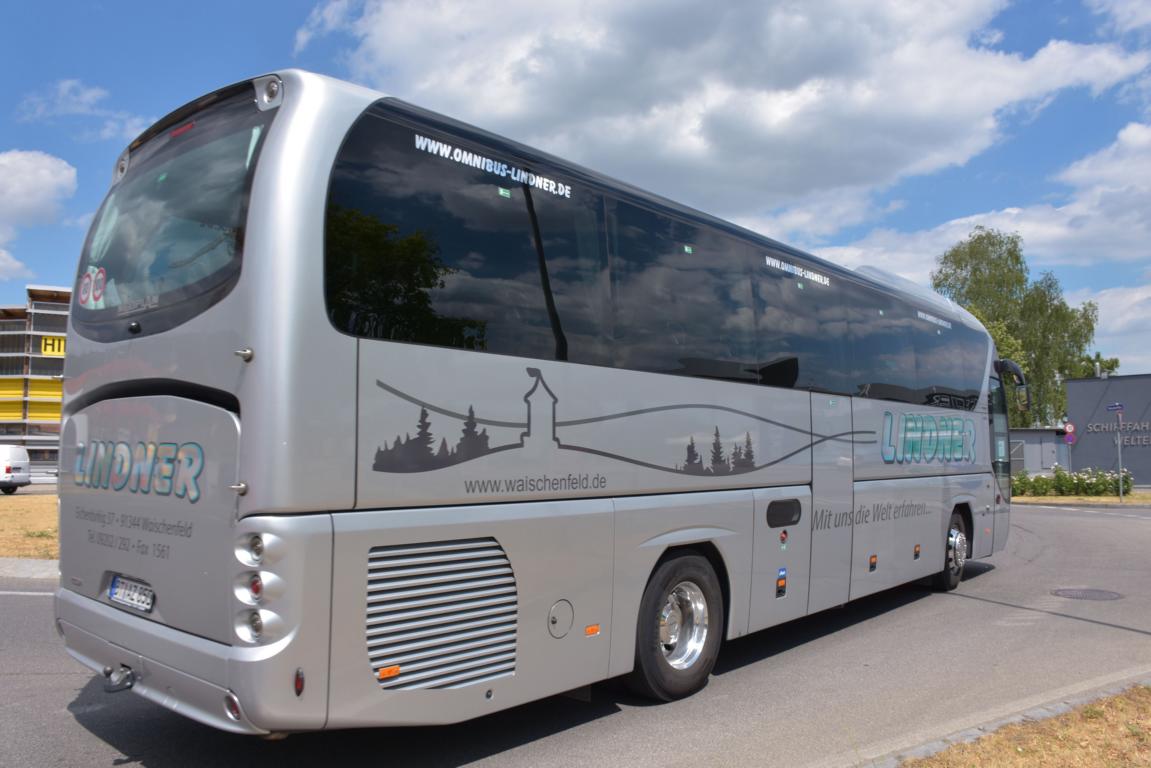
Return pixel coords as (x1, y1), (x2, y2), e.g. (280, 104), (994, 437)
(0, 445), (31, 494)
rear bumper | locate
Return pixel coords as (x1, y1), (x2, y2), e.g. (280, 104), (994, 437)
(56, 588), (268, 735)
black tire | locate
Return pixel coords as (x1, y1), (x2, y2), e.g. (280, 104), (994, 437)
(628, 553), (724, 701)
(1, 487), (16, 495)
(934, 511), (968, 591)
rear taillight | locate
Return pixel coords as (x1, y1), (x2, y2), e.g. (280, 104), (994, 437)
(3, 465), (10, 474)
(234, 532), (282, 644)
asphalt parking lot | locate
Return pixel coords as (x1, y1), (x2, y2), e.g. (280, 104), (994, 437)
(2, 502), (1150, 766)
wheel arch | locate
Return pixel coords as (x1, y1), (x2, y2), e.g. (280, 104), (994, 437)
(952, 502), (974, 557)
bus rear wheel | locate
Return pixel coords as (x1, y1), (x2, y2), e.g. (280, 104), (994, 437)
(628, 553), (723, 701)
(934, 511), (968, 591)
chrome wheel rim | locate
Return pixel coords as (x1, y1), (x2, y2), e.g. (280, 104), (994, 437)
(658, 580), (709, 670)
(947, 526), (968, 575)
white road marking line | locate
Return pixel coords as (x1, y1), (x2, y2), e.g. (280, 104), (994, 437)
(995, 594), (1063, 629)
(0, 591), (54, 597)
(1024, 505), (1149, 519)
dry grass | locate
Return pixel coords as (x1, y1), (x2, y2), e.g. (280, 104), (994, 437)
(903, 685), (1151, 767)
(1014, 492), (1151, 505)
(0, 493), (58, 559)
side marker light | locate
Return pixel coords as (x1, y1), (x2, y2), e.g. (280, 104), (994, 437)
(378, 665), (401, 681)
(584, 624), (600, 637)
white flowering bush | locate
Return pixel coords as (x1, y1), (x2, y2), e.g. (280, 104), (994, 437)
(1012, 465), (1133, 496)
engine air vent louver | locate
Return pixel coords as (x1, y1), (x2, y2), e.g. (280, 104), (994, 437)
(366, 537), (518, 690)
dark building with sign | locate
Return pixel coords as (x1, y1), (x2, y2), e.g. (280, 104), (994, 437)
(1065, 373), (1151, 484)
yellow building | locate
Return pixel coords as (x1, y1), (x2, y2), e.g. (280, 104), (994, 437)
(0, 286), (69, 475)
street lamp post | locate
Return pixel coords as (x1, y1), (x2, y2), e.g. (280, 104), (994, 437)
(1106, 402), (1125, 502)
(1117, 410), (1124, 503)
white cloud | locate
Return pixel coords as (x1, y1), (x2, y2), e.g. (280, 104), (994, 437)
(816, 120), (1151, 285)
(1067, 283), (1151, 373)
(294, 0), (355, 54)
(296, 0), (1149, 229)
(808, 121), (1151, 375)
(19, 79), (153, 143)
(0, 248), (34, 281)
(0, 150), (78, 281)
(1087, 0), (1151, 34)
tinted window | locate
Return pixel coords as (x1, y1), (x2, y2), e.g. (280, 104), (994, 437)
(73, 88), (274, 342)
(912, 307), (986, 409)
(609, 202), (756, 381)
(844, 280), (919, 401)
(843, 279), (984, 410)
(753, 249), (850, 393)
(326, 107), (609, 364)
(325, 103), (985, 408)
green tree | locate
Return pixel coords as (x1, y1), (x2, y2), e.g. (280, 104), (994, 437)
(932, 227), (1107, 427)
(931, 227), (1027, 327)
(1020, 272), (1098, 425)
(1070, 351), (1120, 379)
(966, 307), (1024, 377)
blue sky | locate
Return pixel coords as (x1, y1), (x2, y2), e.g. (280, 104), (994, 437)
(2, 1), (1150, 371)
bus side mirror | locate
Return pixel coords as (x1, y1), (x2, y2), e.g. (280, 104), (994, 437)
(1013, 383), (1031, 412)
(995, 358), (1030, 412)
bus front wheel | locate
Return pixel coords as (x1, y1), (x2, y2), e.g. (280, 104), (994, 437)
(628, 553), (723, 701)
(934, 512), (968, 591)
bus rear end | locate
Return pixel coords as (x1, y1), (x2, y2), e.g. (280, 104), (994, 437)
(53, 72), (370, 734)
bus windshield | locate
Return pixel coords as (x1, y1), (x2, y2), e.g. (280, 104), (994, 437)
(72, 88), (274, 341)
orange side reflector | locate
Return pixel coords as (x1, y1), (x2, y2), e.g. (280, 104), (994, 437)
(377, 665), (401, 680)
(584, 624), (600, 637)
(776, 578), (787, 588)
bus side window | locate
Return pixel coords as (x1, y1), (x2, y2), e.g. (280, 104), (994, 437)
(324, 110), (611, 365)
(753, 248), (850, 394)
(844, 281), (918, 402)
(607, 201), (757, 382)
(912, 313), (987, 410)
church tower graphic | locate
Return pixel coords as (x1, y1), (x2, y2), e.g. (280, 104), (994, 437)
(521, 368), (559, 452)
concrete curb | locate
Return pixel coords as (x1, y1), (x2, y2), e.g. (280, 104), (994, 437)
(859, 670), (1151, 767)
(1014, 499), (1151, 509)
(0, 557), (59, 579)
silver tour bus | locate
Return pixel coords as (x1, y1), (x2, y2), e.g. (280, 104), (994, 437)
(56, 71), (1025, 735)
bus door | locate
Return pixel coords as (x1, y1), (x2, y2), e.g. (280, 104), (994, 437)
(989, 377), (1011, 550)
(806, 393), (854, 614)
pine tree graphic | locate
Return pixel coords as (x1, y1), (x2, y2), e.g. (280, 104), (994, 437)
(684, 436), (704, 474)
(742, 432), (755, 468)
(375, 403), (497, 472)
(458, 406), (486, 460)
(413, 408), (435, 458)
(709, 427), (728, 475)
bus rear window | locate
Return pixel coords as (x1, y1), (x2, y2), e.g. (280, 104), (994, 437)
(72, 88), (274, 341)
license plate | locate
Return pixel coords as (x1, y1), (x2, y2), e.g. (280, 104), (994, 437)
(108, 575), (155, 613)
